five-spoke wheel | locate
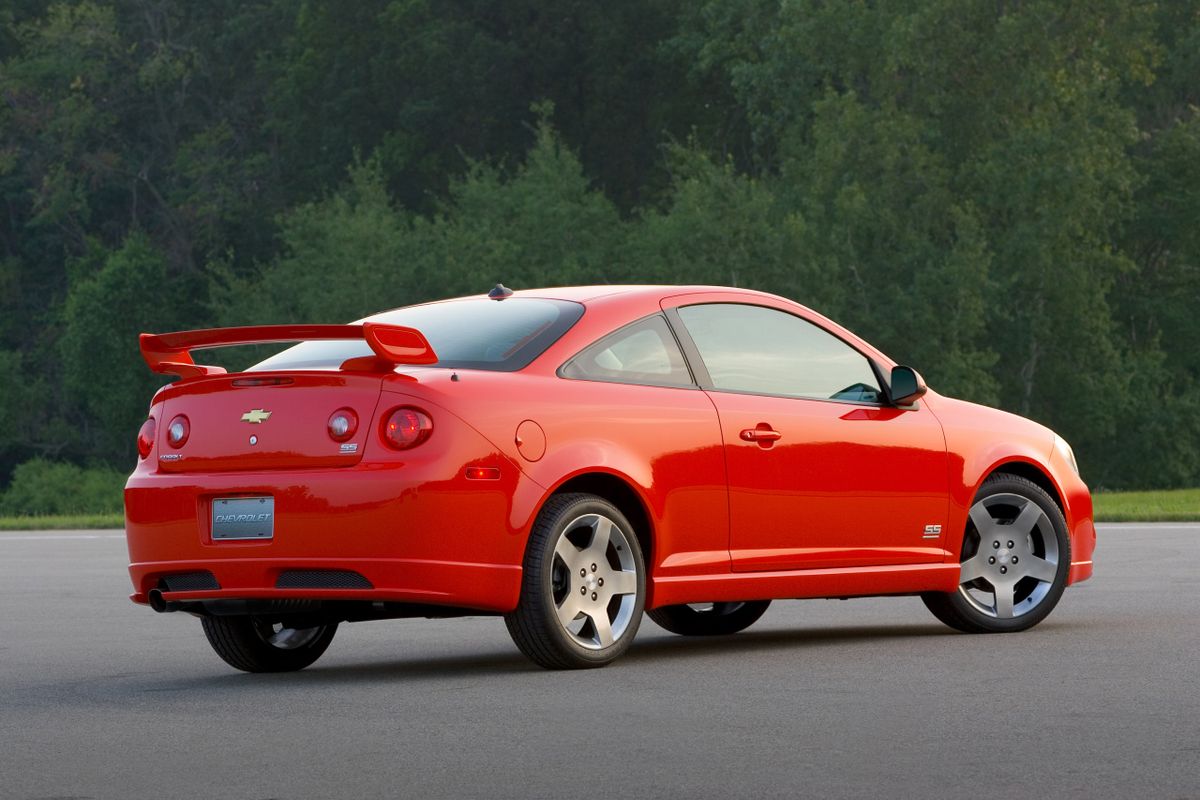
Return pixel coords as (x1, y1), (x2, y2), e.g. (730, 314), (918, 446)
(923, 473), (1070, 633)
(505, 493), (645, 668)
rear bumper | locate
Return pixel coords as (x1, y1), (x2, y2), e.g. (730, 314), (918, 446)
(128, 557), (521, 612)
(125, 458), (537, 613)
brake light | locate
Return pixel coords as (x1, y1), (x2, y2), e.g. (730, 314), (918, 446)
(328, 408), (358, 442)
(166, 415), (190, 448)
(137, 417), (156, 459)
(382, 407), (433, 450)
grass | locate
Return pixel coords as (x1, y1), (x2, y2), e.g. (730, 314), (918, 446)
(0, 489), (1195, 530)
(1092, 488), (1200, 523)
(0, 513), (124, 531)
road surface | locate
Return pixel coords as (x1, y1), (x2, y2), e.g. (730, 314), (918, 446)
(1, 524), (1197, 799)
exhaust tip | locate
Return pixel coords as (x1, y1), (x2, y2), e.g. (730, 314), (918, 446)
(148, 588), (168, 612)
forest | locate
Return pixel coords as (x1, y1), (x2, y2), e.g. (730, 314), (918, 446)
(1, 0), (1198, 512)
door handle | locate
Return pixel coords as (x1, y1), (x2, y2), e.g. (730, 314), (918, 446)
(740, 426), (782, 443)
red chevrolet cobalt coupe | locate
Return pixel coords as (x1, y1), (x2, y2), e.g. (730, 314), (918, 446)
(125, 285), (1095, 672)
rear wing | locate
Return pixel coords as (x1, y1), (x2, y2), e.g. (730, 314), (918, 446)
(139, 323), (438, 379)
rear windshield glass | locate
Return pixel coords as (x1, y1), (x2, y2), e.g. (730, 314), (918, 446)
(248, 298), (584, 372)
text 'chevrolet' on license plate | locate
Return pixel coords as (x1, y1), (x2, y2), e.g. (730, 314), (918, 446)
(212, 496), (274, 540)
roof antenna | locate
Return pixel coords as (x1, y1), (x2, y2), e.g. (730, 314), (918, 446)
(488, 283), (514, 300)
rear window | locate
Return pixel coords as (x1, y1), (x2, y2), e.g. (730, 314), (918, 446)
(248, 298), (584, 372)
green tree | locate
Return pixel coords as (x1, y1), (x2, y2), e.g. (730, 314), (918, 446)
(222, 117), (624, 328)
(60, 235), (197, 460)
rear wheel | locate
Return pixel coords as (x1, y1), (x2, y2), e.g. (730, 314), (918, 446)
(923, 473), (1070, 633)
(505, 493), (645, 669)
(647, 601), (771, 636)
(201, 616), (338, 673)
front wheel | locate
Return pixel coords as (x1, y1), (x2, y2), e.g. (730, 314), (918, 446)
(923, 473), (1071, 633)
(647, 601), (771, 636)
(201, 616), (338, 673)
(505, 493), (646, 669)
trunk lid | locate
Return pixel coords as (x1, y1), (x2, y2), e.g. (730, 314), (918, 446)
(156, 373), (384, 473)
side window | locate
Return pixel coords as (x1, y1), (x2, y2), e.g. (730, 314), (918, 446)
(677, 303), (882, 402)
(560, 314), (694, 388)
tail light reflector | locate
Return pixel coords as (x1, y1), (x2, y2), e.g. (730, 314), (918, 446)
(328, 408), (358, 442)
(137, 417), (156, 459)
(382, 407), (433, 450)
(465, 466), (501, 480)
(166, 415), (190, 448)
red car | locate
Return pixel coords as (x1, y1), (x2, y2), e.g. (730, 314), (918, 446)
(125, 285), (1095, 672)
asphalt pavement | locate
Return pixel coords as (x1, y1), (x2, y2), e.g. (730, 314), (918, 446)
(1, 524), (1197, 799)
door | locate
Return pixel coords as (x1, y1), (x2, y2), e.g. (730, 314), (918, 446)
(667, 299), (949, 571)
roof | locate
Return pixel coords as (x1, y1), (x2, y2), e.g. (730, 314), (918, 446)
(507, 284), (780, 304)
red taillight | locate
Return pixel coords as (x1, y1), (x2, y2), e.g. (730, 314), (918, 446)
(166, 415), (190, 448)
(382, 407), (433, 450)
(137, 417), (156, 459)
(327, 408), (358, 442)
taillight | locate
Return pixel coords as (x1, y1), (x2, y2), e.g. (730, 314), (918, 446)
(137, 417), (156, 459)
(166, 415), (190, 448)
(382, 407), (433, 450)
(328, 408), (358, 442)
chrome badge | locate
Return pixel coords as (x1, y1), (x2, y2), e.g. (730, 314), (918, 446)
(241, 409), (272, 424)
(922, 524), (942, 539)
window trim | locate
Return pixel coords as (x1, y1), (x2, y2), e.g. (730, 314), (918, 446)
(663, 302), (891, 408)
(556, 312), (699, 390)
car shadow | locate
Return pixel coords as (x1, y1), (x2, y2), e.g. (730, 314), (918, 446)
(164, 622), (959, 691)
(625, 622), (951, 665)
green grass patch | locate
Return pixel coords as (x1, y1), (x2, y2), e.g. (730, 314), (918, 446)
(1093, 488), (1200, 522)
(0, 514), (124, 531)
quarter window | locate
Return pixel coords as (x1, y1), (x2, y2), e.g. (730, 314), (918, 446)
(561, 314), (693, 388)
(677, 303), (882, 402)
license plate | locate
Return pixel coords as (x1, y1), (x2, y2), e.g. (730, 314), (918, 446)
(212, 497), (274, 540)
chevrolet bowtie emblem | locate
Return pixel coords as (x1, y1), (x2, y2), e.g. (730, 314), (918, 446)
(241, 409), (272, 424)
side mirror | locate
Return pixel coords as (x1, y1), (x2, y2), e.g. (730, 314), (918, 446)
(889, 365), (927, 406)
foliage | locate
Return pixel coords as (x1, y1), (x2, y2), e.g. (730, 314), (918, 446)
(59, 234), (193, 460)
(1, 0), (1199, 492)
(0, 458), (125, 516)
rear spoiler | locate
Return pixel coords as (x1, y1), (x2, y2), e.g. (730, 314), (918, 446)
(139, 323), (438, 379)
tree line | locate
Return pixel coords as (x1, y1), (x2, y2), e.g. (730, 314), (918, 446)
(1, 0), (1198, 503)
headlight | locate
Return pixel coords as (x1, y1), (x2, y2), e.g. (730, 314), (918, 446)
(1054, 435), (1079, 477)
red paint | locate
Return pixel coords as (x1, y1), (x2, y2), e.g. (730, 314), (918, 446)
(125, 286), (1094, 619)
(140, 322), (439, 379)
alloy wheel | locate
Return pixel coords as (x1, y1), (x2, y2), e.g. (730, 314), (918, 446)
(957, 492), (1060, 619)
(549, 513), (640, 649)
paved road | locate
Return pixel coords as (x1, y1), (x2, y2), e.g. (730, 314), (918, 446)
(1, 525), (1197, 799)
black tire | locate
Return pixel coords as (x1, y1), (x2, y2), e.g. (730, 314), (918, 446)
(201, 615), (338, 673)
(505, 493), (646, 669)
(922, 473), (1071, 633)
(647, 601), (771, 636)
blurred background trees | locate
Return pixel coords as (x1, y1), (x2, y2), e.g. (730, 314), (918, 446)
(1, 0), (1197, 502)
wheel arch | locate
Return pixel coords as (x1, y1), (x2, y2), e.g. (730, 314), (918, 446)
(981, 459), (1066, 515)
(543, 470), (655, 571)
